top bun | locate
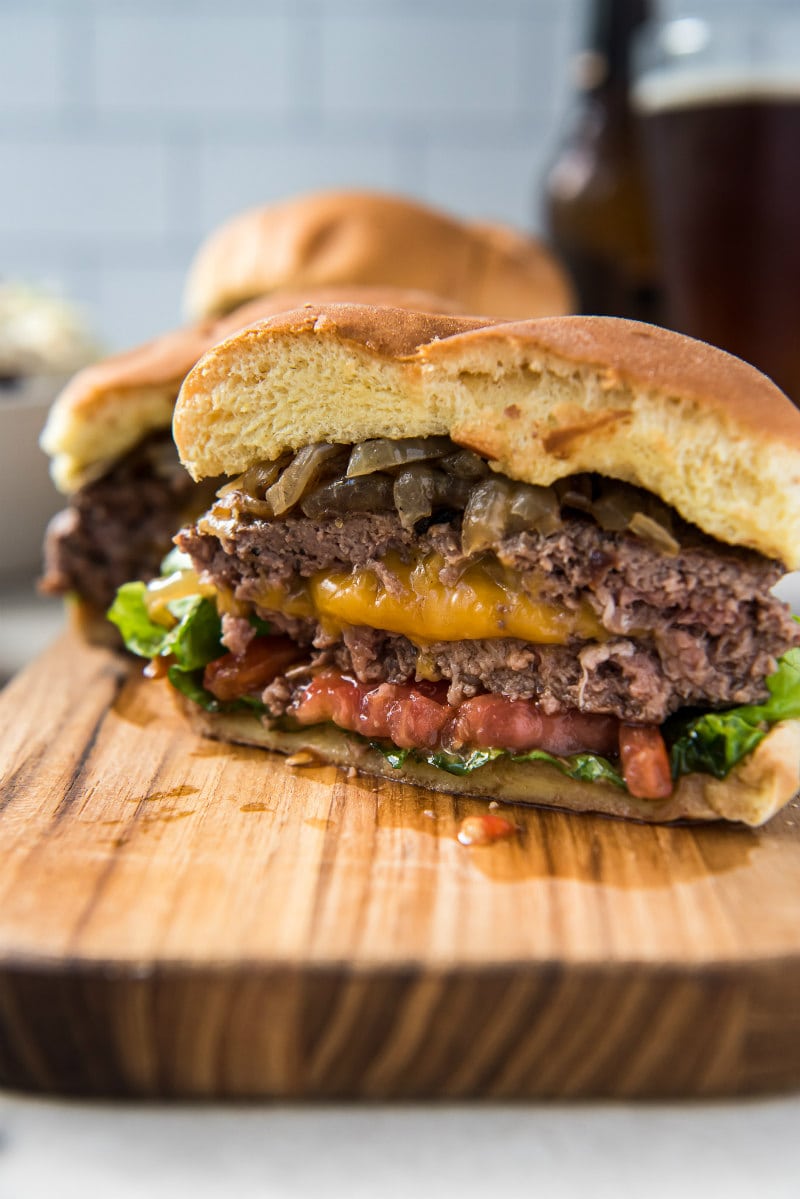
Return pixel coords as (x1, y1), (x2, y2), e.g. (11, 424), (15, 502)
(41, 284), (466, 493)
(174, 306), (800, 568)
(183, 189), (574, 322)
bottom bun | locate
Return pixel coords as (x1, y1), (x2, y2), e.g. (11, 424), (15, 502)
(179, 699), (800, 827)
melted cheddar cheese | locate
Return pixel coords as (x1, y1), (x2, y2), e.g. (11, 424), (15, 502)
(306, 552), (604, 644)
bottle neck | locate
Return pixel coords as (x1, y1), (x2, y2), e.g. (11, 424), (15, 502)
(582, 0), (651, 98)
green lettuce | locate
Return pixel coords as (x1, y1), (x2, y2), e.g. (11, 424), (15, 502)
(107, 582), (222, 670)
(667, 647), (800, 780)
(370, 741), (625, 787)
(108, 556), (226, 710)
(108, 556), (276, 714)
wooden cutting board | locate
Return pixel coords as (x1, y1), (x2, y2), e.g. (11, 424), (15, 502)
(1, 629), (800, 1099)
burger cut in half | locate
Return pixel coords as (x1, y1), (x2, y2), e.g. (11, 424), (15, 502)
(109, 304), (800, 825)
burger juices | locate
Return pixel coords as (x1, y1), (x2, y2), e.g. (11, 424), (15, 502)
(106, 306), (800, 823)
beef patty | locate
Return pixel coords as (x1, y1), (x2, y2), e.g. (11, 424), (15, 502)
(42, 433), (217, 611)
(178, 504), (799, 724)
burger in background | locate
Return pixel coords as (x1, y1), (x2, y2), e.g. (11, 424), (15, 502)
(184, 189), (575, 322)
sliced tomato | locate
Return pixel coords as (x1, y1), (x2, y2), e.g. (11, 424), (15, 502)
(359, 683), (450, 749)
(448, 694), (618, 756)
(619, 724), (673, 800)
(203, 637), (303, 702)
(290, 671), (370, 727)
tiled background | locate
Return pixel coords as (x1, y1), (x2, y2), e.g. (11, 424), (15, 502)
(0, 0), (580, 348)
(0, 0), (745, 350)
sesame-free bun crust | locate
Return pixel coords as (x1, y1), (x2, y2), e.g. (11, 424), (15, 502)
(184, 189), (574, 322)
(181, 701), (800, 827)
(40, 285), (467, 493)
(175, 306), (800, 568)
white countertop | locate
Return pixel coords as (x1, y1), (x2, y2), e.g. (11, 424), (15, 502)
(2, 1095), (800, 1199)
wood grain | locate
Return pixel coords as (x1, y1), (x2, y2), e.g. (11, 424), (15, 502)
(1, 630), (800, 1098)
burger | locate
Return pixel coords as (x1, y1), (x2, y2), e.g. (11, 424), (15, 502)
(183, 189), (574, 322)
(109, 304), (800, 825)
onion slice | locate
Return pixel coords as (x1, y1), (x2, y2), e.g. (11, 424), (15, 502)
(217, 458), (286, 499)
(461, 478), (514, 555)
(346, 437), (453, 477)
(265, 443), (347, 516)
(628, 511), (680, 556)
(301, 474), (395, 518)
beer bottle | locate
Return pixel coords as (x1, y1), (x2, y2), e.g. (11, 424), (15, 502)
(543, 0), (662, 323)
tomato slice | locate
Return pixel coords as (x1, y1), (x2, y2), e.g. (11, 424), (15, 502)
(203, 637), (303, 702)
(290, 671), (369, 726)
(359, 683), (450, 749)
(619, 724), (673, 800)
(449, 694), (617, 756)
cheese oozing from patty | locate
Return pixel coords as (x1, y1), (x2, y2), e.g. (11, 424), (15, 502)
(253, 551), (604, 645)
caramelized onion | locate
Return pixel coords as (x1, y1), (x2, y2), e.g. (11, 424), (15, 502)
(588, 484), (639, 532)
(300, 474), (395, 518)
(198, 502), (238, 539)
(462, 478), (563, 554)
(554, 474), (594, 514)
(628, 511), (680, 555)
(265, 443), (347, 516)
(217, 458), (286, 499)
(461, 478), (515, 555)
(437, 449), (490, 480)
(393, 464), (437, 530)
(230, 494), (278, 519)
(507, 484), (562, 536)
(391, 468), (473, 530)
(346, 436), (453, 477)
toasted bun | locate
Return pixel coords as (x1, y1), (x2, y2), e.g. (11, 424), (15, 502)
(183, 189), (574, 322)
(180, 701), (800, 827)
(40, 285), (467, 493)
(175, 305), (800, 568)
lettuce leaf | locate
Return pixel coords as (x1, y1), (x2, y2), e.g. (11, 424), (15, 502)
(108, 583), (222, 670)
(734, 647), (800, 725)
(167, 664), (223, 711)
(667, 648), (800, 780)
(109, 560), (279, 715)
(425, 748), (505, 775)
(369, 740), (625, 787)
(668, 712), (765, 781)
(512, 748), (625, 788)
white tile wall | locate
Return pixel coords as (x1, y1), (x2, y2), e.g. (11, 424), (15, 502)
(320, 15), (523, 120)
(195, 137), (403, 235)
(0, 11), (64, 112)
(0, 137), (172, 239)
(94, 11), (294, 116)
(0, 0), (581, 350)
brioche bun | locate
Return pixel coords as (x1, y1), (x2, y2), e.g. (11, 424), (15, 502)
(183, 190), (574, 322)
(174, 305), (800, 569)
(41, 285), (467, 493)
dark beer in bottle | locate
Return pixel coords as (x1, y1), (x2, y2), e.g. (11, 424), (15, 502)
(543, 0), (662, 322)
